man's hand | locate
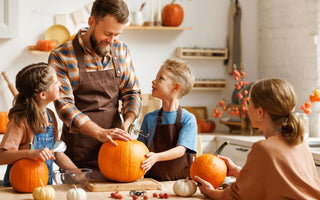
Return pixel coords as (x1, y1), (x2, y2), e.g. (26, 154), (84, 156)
(97, 128), (132, 145)
(79, 121), (132, 145)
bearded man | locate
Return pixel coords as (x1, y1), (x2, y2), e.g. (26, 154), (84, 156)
(48, 0), (141, 178)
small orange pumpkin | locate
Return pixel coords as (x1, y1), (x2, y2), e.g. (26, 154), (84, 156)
(35, 40), (57, 51)
(10, 159), (49, 193)
(190, 154), (227, 188)
(162, 0), (184, 27)
(0, 112), (9, 133)
(98, 139), (149, 182)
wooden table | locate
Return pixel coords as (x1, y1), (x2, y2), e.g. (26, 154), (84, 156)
(0, 181), (209, 200)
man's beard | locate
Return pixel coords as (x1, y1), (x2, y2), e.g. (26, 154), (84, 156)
(90, 29), (112, 57)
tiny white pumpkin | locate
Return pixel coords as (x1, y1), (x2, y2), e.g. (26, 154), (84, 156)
(66, 185), (87, 200)
(173, 177), (197, 197)
(32, 179), (55, 200)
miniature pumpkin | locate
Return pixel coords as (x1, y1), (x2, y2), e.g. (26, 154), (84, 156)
(162, 0), (184, 26)
(0, 112), (9, 133)
(173, 177), (197, 197)
(98, 139), (149, 182)
(10, 158), (49, 193)
(35, 40), (57, 51)
(32, 179), (55, 200)
(67, 185), (87, 200)
(190, 154), (227, 188)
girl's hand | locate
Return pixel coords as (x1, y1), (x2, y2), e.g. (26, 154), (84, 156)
(141, 152), (158, 172)
(31, 148), (55, 161)
(217, 155), (241, 177)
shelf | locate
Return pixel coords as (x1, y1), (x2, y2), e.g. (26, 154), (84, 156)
(28, 45), (50, 55)
(193, 79), (227, 91)
(124, 25), (193, 31)
(176, 47), (228, 59)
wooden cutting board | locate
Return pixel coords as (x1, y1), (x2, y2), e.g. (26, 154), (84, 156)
(86, 178), (163, 192)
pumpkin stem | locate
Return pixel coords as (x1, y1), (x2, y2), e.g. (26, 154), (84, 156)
(72, 184), (78, 190)
(171, 0), (176, 4)
(39, 178), (44, 188)
(214, 141), (229, 155)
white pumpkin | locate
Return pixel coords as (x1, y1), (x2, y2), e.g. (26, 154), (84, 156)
(32, 179), (55, 200)
(173, 177), (197, 197)
(66, 185), (87, 200)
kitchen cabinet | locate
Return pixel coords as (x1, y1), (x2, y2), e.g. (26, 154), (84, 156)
(0, 0), (19, 38)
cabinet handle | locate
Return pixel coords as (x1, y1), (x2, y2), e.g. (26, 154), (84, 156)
(315, 163), (320, 167)
(235, 147), (249, 152)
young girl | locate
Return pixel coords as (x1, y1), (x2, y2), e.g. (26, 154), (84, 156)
(0, 62), (77, 186)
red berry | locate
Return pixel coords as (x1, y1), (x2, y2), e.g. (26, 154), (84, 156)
(164, 193), (170, 199)
(305, 101), (311, 108)
(132, 195), (138, 200)
(143, 195), (149, 200)
(117, 194), (123, 199)
(159, 193), (164, 198)
(153, 193), (158, 197)
(111, 192), (116, 198)
(237, 93), (243, 99)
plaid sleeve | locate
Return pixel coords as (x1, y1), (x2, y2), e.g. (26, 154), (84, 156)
(48, 43), (90, 131)
(117, 42), (142, 119)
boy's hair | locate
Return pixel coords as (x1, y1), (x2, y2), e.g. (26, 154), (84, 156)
(160, 58), (195, 98)
(9, 62), (54, 133)
(91, 0), (129, 24)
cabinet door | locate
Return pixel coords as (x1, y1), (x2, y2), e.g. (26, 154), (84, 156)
(220, 143), (250, 167)
(0, 0), (19, 38)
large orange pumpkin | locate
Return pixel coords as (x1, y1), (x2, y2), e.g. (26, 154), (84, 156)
(98, 139), (149, 182)
(190, 154), (227, 188)
(162, 0), (184, 27)
(10, 159), (49, 193)
(0, 112), (9, 133)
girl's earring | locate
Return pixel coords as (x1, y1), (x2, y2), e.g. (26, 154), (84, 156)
(257, 116), (262, 121)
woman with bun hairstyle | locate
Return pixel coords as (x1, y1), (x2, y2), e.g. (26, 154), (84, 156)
(194, 78), (320, 199)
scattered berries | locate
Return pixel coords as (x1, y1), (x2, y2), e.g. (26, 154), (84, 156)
(153, 192), (158, 197)
(143, 195), (149, 199)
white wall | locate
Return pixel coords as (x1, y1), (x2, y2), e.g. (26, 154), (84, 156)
(0, 0), (258, 132)
(258, 0), (319, 137)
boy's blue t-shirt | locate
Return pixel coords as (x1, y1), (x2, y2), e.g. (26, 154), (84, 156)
(138, 108), (197, 154)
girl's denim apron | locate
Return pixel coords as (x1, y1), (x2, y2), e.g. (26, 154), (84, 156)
(2, 109), (55, 186)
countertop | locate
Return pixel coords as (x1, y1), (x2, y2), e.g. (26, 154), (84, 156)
(0, 181), (208, 200)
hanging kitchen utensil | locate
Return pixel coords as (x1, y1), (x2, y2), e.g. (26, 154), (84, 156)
(1, 71), (18, 97)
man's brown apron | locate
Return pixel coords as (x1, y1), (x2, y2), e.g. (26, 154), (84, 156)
(61, 35), (122, 173)
(145, 106), (193, 181)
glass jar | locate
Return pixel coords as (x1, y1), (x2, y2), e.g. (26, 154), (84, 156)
(294, 112), (309, 140)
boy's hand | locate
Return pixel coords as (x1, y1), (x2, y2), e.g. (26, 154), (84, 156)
(141, 152), (158, 172)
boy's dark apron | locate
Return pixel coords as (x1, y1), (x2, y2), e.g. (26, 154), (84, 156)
(61, 34), (122, 176)
(145, 106), (193, 181)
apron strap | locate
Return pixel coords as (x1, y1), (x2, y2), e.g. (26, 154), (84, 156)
(111, 47), (121, 77)
(72, 34), (86, 72)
